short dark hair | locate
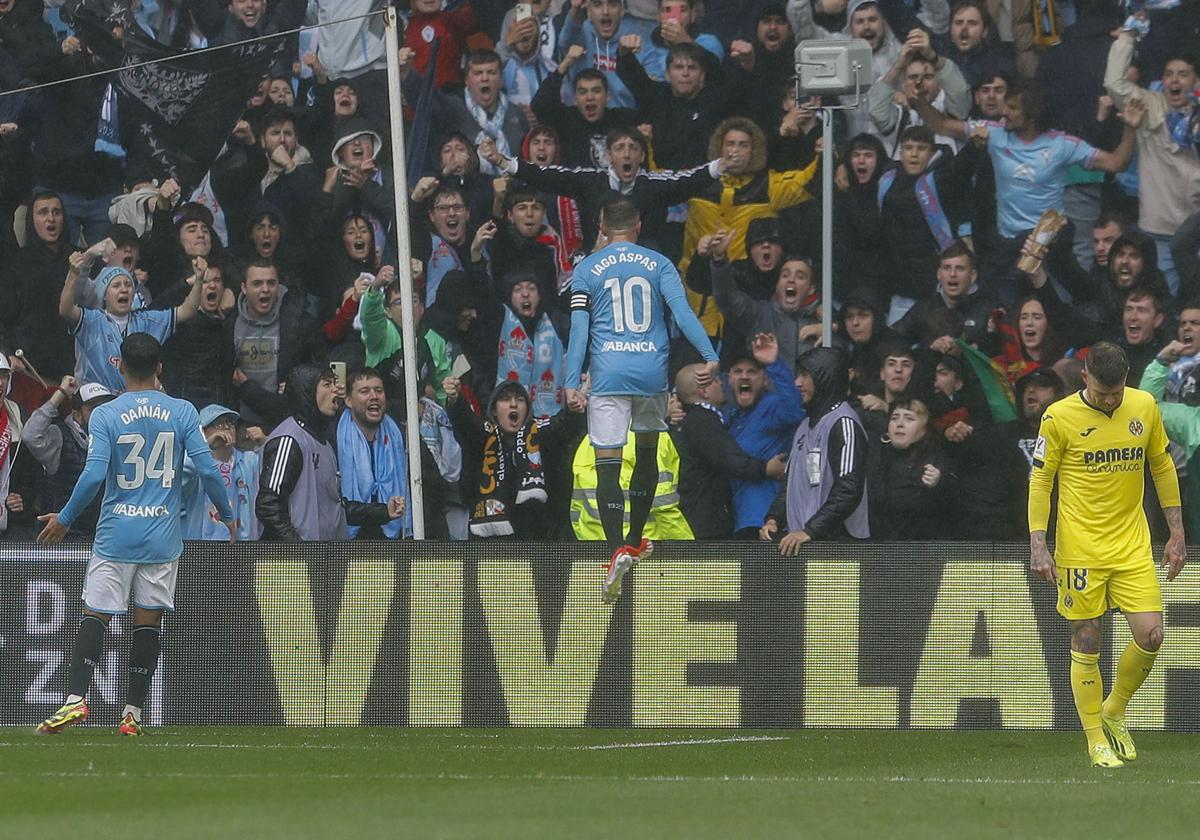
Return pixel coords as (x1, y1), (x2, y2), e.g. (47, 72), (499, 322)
(939, 240), (977, 269)
(348, 367), (384, 390)
(1006, 80), (1054, 133)
(575, 68), (609, 91)
(465, 48), (502, 70)
(1084, 341), (1130, 387)
(975, 70), (1012, 90)
(667, 42), (707, 67)
(1164, 50), (1199, 75)
(258, 106), (295, 135)
(120, 333), (162, 380)
(1093, 210), (1129, 231)
(900, 125), (936, 147)
(879, 338), (917, 362)
(428, 182), (467, 210)
(606, 126), (649, 157)
(242, 256), (278, 281)
(599, 196), (640, 232)
(780, 254), (814, 271)
(504, 183), (545, 213)
(1124, 283), (1164, 314)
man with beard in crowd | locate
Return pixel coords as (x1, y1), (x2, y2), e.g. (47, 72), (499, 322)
(673, 361), (787, 540)
(725, 333), (806, 538)
(256, 364), (405, 541)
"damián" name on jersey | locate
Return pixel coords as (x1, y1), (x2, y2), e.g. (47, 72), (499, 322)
(120, 404), (172, 425)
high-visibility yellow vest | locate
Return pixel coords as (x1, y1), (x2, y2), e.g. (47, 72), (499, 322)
(570, 432), (694, 541)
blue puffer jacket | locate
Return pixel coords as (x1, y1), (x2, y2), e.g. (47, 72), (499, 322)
(726, 359), (805, 532)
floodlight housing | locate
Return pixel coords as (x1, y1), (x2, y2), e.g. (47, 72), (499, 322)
(794, 39), (873, 99)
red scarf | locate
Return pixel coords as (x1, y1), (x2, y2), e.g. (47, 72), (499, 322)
(556, 197), (583, 259)
(536, 222), (577, 294)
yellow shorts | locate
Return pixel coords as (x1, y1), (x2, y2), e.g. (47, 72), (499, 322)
(1055, 562), (1162, 620)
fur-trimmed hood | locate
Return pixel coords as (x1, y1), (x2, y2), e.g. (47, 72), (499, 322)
(707, 117), (768, 177)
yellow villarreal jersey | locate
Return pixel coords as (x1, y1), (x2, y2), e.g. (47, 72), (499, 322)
(1031, 388), (1169, 568)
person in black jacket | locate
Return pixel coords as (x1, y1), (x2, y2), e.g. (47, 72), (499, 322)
(446, 379), (585, 539)
(762, 347), (869, 552)
(484, 183), (572, 310)
(615, 39), (742, 170)
(140, 200), (227, 301)
(529, 55), (639, 168)
(0, 0), (62, 81)
(840, 285), (902, 398)
(834, 133), (891, 301)
(877, 126), (973, 323)
(672, 362), (787, 539)
(727, 3), (798, 135)
(687, 217), (785, 365)
(1, 190), (74, 380)
(186, 0), (306, 48)
(13, 5), (123, 246)
(891, 240), (1000, 355)
(865, 394), (954, 540)
(159, 258), (237, 410)
(479, 127), (725, 255)
(935, 0), (1016, 88)
(211, 107), (323, 245)
(256, 364), (403, 541)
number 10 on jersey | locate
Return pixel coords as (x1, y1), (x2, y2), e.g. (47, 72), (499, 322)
(603, 275), (652, 334)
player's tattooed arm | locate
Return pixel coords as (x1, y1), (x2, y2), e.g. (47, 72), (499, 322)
(1163, 507), (1186, 581)
(1029, 530), (1056, 583)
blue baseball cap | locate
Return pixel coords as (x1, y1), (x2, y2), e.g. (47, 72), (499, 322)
(198, 403), (239, 428)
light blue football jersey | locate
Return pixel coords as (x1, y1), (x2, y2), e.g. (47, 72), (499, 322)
(58, 390), (234, 564)
(566, 241), (716, 396)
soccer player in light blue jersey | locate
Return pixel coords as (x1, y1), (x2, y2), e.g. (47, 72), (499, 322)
(564, 196), (718, 603)
(35, 334), (235, 737)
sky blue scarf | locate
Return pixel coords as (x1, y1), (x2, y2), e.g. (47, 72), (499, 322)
(337, 410), (412, 538)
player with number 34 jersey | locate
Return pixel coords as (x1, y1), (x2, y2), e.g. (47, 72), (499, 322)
(58, 389), (234, 564)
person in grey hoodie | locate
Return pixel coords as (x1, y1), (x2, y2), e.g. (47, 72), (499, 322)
(225, 258), (325, 430)
(709, 228), (823, 371)
(786, 0), (943, 137)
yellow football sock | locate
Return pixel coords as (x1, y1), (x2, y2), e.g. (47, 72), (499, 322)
(1103, 640), (1157, 720)
(1070, 650), (1106, 750)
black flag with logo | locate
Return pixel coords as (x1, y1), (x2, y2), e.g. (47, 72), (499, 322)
(69, 6), (288, 192)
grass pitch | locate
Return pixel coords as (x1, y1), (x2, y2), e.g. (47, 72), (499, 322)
(2, 728), (1198, 839)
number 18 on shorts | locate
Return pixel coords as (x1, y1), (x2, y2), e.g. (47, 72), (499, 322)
(1055, 563), (1162, 620)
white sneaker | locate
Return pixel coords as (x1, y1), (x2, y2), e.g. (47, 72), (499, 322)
(602, 546), (636, 605)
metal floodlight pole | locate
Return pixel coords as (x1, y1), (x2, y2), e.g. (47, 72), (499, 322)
(821, 106), (834, 348)
(795, 45), (869, 348)
(384, 6), (425, 539)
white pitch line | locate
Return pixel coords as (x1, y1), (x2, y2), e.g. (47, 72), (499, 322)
(572, 736), (790, 751)
(0, 769), (1197, 786)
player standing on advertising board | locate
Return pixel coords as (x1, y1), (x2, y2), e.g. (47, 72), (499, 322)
(34, 334), (236, 736)
(564, 196), (718, 603)
(1027, 342), (1185, 768)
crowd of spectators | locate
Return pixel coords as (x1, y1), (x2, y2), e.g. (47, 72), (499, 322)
(0, 0), (1197, 545)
